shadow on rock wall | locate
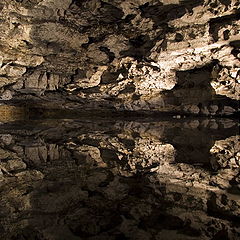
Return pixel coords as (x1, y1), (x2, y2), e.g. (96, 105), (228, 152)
(161, 62), (239, 116)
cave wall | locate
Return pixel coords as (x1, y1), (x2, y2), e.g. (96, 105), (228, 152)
(0, 0), (239, 115)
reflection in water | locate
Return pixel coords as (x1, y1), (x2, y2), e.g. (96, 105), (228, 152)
(0, 118), (239, 240)
(0, 105), (27, 122)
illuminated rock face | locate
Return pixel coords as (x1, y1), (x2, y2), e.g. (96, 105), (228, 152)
(0, 0), (239, 115)
(0, 119), (239, 240)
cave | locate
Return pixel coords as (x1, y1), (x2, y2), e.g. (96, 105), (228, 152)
(0, 1), (239, 240)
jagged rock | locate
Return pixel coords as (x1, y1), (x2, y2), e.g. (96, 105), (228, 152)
(1, 160), (26, 172)
(0, 77), (16, 88)
(0, 65), (26, 78)
(0, 0), (238, 115)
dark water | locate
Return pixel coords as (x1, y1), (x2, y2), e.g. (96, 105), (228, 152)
(0, 117), (239, 240)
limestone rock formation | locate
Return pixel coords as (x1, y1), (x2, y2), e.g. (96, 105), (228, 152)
(0, 0), (239, 115)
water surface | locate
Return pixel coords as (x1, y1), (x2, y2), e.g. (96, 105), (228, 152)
(0, 117), (239, 240)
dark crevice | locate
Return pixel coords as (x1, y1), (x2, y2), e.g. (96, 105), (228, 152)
(139, 1), (204, 26)
(99, 46), (115, 63)
(120, 35), (156, 60)
(209, 12), (240, 42)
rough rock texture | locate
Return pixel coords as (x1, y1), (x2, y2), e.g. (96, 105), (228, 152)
(0, 118), (239, 240)
(0, 0), (239, 115)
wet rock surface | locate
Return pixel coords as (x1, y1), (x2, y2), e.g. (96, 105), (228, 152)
(0, 0), (239, 115)
(0, 117), (239, 240)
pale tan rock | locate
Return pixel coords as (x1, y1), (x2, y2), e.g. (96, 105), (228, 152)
(15, 55), (44, 67)
(0, 77), (16, 88)
(0, 90), (13, 100)
(0, 65), (26, 77)
(25, 71), (41, 89)
(1, 160), (26, 172)
(77, 66), (108, 89)
(0, 0), (239, 115)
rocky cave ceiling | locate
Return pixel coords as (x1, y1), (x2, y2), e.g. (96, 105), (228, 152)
(0, 0), (239, 116)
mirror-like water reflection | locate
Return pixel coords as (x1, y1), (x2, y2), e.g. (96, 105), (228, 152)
(0, 118), (239, 240)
